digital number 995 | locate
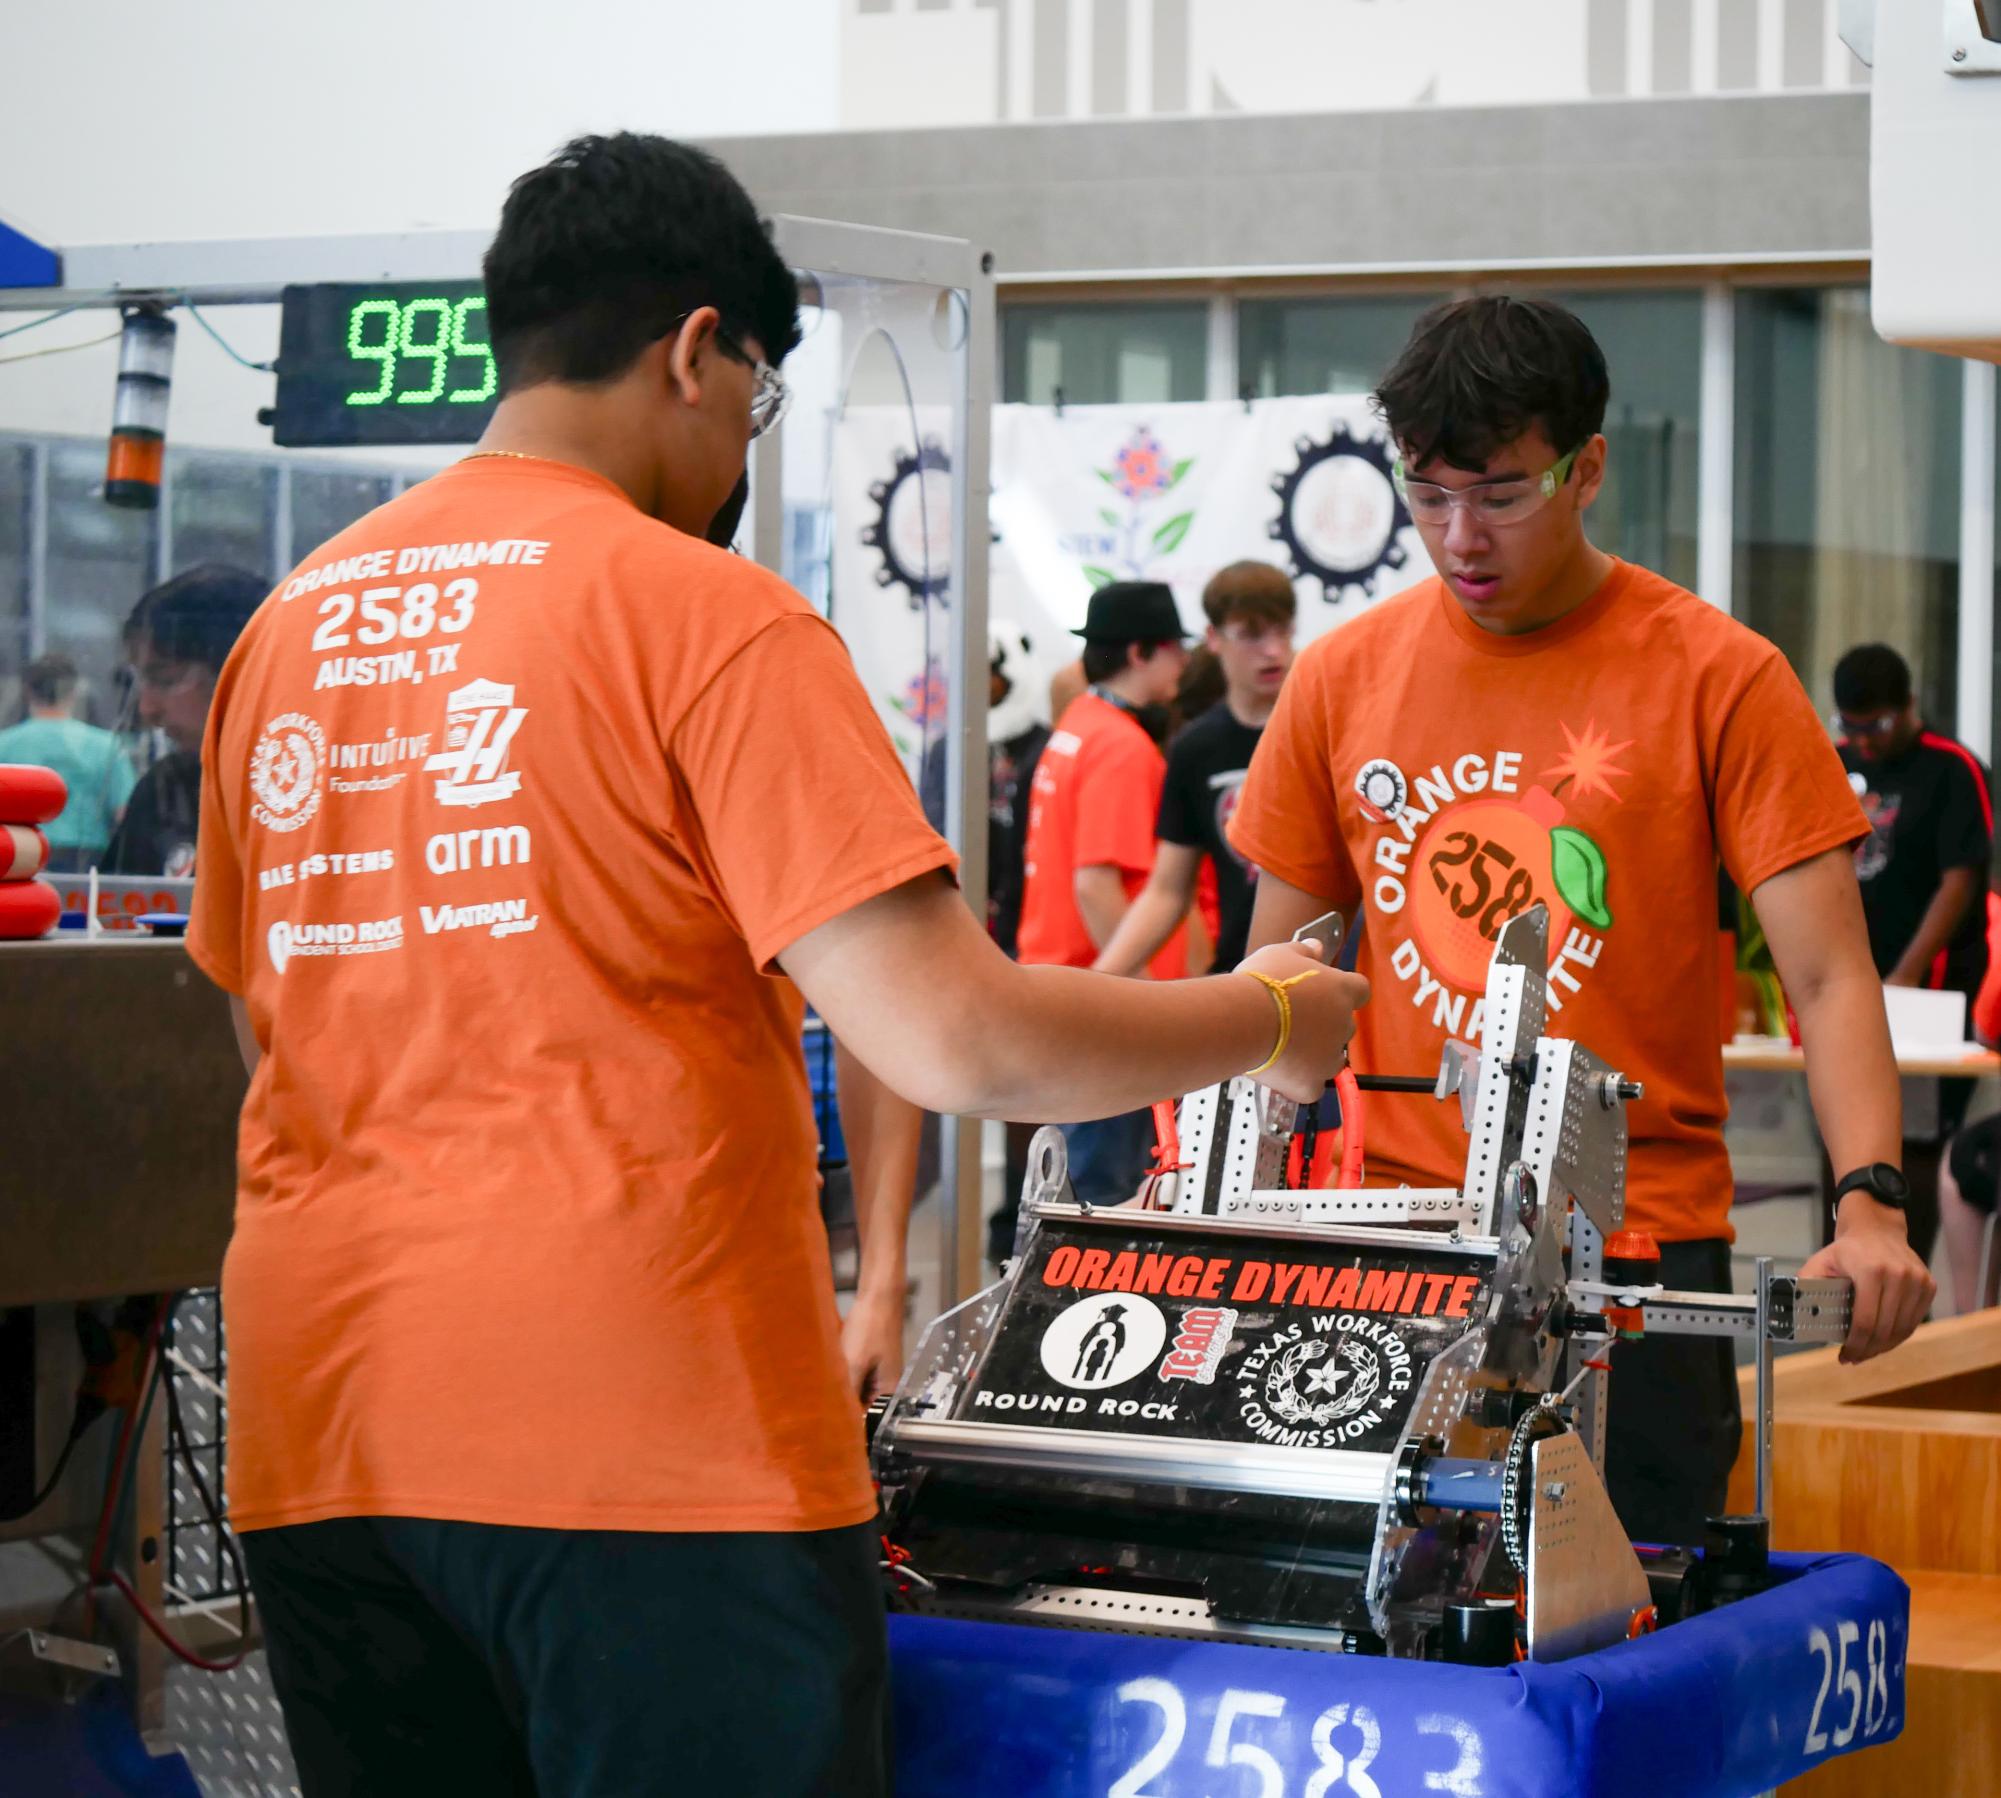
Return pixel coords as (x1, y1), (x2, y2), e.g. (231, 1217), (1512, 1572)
(345, 296), (496, 410)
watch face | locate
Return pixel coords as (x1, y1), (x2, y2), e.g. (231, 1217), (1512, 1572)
(1874, 1164), (1911, 1203)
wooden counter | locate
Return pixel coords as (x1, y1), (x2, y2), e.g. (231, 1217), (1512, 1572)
(1725, 1312), (2001, 1796)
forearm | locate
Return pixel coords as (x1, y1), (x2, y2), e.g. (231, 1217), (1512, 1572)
(227, 994), (260, 1078)
(834, 1042), (919, 1299)
(1887, 869), (1980, 984)
(1093, 885), (1190, 976)
(950, 961), (1281, 1120)
(1793, 970), (1903, 1177)
(1074, 866), (1131, 950)
(783, 872), (1353, 1122)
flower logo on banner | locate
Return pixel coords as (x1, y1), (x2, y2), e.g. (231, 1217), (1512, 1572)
(885, 655), (949, 758)
(1077, 426), (1196, 589)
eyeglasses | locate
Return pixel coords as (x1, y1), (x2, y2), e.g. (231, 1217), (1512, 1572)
(711, 325), (789, 439)
(663, 311), (789, 439)
(1393, 445), (1582, 528)
(1834, 711), (1901, 740)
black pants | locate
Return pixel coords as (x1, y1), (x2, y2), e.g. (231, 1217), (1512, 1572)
(1602, 1239), (1742, 1546)
(240, 1517), (890, 1798)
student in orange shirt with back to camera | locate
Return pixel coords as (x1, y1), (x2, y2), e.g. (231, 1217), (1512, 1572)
(185, 135), (1365, 1798)
(1231, 297), (1934, 1547)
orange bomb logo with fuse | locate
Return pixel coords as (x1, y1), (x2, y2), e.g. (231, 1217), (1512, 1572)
(1359, 720), (1631, 1029)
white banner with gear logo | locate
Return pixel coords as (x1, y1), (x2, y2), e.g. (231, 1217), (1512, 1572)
(829, 395), (1433, 779)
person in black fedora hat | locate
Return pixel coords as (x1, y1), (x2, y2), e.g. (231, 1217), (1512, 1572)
(1015, 581), (1192, 1205)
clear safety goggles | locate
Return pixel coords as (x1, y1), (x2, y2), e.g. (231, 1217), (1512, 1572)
(713, 325), (790, 439)
(1393, 444), (1581, 528)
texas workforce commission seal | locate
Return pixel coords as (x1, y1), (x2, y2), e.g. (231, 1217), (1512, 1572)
(249, 712), (328, 834)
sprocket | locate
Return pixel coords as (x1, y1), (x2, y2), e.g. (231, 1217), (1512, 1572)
(1267, 423), (1413, 604)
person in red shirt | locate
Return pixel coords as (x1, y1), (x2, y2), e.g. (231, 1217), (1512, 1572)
(1232, 297), (1933, 1544)
(1018, 581), (1189, 1202)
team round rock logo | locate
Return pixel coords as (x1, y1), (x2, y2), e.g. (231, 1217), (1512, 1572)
(1038, 1292), (1169, 1391)
(249, 712), (328, 833)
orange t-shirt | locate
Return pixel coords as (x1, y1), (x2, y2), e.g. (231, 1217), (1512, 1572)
(1017, 691), (1184, 978)
(187, 457), (954, 1534)
(1229, 561), (1866, 1242)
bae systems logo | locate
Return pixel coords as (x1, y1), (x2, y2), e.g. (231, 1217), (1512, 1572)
(249, 712), (328, 833)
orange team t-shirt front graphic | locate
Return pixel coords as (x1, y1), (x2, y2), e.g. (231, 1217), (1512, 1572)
(188, 457), (955, 1535)
(1230, 560), (1866, 1242)
(1017, 690), (1186, 978)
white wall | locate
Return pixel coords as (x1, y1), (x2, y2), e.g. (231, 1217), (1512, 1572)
(0, 1), (841, 457)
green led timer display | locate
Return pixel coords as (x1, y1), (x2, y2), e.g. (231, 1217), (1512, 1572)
(273, 282), (500, 446)
(344, 295), (496, 409)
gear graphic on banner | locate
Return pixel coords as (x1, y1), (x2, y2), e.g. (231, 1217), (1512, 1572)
(862, 439), (953, 609)
(1268, 424), (1412, 604)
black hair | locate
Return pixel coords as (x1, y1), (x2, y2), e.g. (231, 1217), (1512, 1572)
(124, 564), (267, 674)
(483, 133), (801, 396)
(1081, 639), (1177, 683)
(1374, 296), (1610, 473)
(24, 651), (78, 707)
(1833, 643), (1913, 713)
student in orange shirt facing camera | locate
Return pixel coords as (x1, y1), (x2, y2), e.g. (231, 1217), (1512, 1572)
(1232, 297), (1932, 1546)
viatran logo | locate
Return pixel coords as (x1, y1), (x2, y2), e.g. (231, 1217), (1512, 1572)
(1268, 424), (1412, 604)
(249, 712), (328, 833)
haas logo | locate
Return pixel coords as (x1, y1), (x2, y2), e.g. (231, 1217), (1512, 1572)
(249, 712), (327, 834)
(424, 678), (526, 809)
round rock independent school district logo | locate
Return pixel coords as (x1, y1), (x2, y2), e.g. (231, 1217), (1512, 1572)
(1038, 1293), (1169, 1392)
(249, 711), (328, 834)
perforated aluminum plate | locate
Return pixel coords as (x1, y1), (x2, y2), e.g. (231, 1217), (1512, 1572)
(164, 1652), (301, 1798)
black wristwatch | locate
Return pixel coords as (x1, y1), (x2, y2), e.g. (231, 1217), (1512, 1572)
(1834, 1163), (1910, 1212)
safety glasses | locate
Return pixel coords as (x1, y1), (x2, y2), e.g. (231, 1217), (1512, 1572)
(711, 325), (790, 440)
(1393, 445), (1582, 528)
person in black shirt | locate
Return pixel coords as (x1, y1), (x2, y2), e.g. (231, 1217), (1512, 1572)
(1834, 642), (1994, 1262)
(1092, 561), (1295, 978)
(103, 564), (265, 877)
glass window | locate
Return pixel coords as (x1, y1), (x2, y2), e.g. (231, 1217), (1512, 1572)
(168, 452), (276, 581)
(44, 439), (160, 724)
(1735, 288), (1962, 730)
(288, 466), (395, 566)
(0, 441), (31, 718)
(1001, 302), (1207, 405)
(1549, 289), (1702, 591)
(1238, 295), (1433, 400)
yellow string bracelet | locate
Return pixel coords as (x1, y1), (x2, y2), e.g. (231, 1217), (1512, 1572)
(1240, 967), (1323, 1075)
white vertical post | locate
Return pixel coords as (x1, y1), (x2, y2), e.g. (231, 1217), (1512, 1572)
(1068, 0), (1092, 118)
(1206, 293), (1237, 404)
(1756, 0), (1784, 90)
(1957, 359), (1996, 761)
(1127, 0), (1154, 114)
(1691, 0), (1721, 93)
(1698, 282), (1736, 613)
(1822, 1), (1854, 88)
(1627, 0), (1656, 97)
(1007, 0), (1035, 120)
